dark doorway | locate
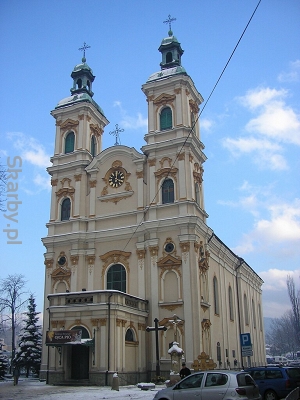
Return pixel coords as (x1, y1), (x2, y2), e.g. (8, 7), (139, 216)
(71, 345), (89, 379)
(70, 326), (90, 380)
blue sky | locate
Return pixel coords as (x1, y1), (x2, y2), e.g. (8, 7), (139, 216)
(0, 0), (299, 319)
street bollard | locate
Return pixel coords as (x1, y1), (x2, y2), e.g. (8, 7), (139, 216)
(111, 372), (119, 391)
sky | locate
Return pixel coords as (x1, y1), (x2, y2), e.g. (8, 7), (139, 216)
(0, 0), (299, 321)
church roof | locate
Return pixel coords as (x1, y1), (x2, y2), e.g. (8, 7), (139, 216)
(55, 92), (105, 115)
(160, 33), (180, 47)
(146, 65), (187, 82)
(72, 60), (93, 74)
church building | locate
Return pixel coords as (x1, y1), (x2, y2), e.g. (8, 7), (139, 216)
(40, 23), (265, 385)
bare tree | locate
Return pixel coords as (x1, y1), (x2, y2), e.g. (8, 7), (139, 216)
(287, 275), (300, 346)
(266, 311), (298, 356)
(0, 157), (7, 212)
(0, 275), (27, 364)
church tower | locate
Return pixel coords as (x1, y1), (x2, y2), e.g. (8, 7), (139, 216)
(142, 25), (207, 219)
(141, 22), (212, 368)
(47, 45), (109, 227)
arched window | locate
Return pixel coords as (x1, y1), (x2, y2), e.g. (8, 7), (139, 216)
(65, 132), (75, 153)
(61, 198), (71, 221)
(125, 328), (135, 342)
(76, 79), (82, 89)
(162, 178), (174, 204)
(91, 135), (96, 157)
(166, 52), (172, 63)
(228, 286), (234, 321)
(244, 294), (249, 325)
(107, 264), (126, 292)
(252, 299), (256, 328)
(160, 107), (172, 131)
(213, 276), (219, 315)
(72, 326), (89, 339)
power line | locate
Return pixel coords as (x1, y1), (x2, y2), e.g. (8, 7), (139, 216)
(122, 0), (262, 252)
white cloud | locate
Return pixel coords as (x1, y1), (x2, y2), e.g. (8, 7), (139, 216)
(6, 132), (51, 192)
(260, 269), (300, 318)
(239, 87), (300, 145)
(222, 137), (288, 170)
(278, 60), (300, 83)
(239, 87), (288, 110)
(260, 268), (299, 292)
(223, 137), (282, 154)
(201, 118), (214, 131)
(33, 174), (51, 191)
(246, 101), (300, 145)
(113, 101), (148, 130)
(232, 198), (300, 255)
(255, 201), (300, 242)
(7, 132), (51, 168)
(223, 85), (300, 170)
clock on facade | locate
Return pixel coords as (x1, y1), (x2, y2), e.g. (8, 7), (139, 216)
(108, 170), (125, 188)
(165, 242), (175, 253)
(58, 256), (66, 266)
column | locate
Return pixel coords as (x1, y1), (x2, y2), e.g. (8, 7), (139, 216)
(70, 255), (79, 292)
(177, 153), (186, 202)
(136, 248), (146, 299)
(86, 255), (95, 291)
(73, 174), (82, 217)
(50, 179), (58, 221)
(148, 159), (157, 220)
(174, 87), (183, 126)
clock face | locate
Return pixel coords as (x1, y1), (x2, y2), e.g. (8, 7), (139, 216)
(165, 242), (174, 253)
(109, 170), (125, 188)
(58, 256), (66, 266)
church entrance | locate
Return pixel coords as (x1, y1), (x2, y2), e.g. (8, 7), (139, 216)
(71, 345), (89, 379)
(70, 326), (90, 380)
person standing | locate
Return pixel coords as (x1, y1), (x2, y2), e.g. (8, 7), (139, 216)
(13, 366), (20, 385)
(179, 362), (191, 379)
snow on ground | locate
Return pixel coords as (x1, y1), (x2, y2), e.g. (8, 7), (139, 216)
(0, 378), (164, 399)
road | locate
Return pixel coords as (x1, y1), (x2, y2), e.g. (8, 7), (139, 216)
(0, 378), (162, 399)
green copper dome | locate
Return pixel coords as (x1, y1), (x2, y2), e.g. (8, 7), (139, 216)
(72, 57), (94, 75)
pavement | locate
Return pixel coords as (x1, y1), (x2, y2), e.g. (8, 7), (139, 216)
(0, 378), (163, 399)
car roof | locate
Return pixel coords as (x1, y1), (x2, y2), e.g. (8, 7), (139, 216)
(245, 366), (297, 370)
(191, 370), (249, 376)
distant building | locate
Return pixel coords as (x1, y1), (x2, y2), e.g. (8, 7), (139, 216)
(40, 26), (265, 385)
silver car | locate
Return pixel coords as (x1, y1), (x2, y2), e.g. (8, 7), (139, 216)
(153, 370), (262, 400)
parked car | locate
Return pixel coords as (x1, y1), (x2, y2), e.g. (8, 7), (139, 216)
(245, 366), (300, 400)
(153, 370), (261, 400)
(266, 356), (275, 365)
(273, 356), (289, 365)
(288, 360), (300, 367)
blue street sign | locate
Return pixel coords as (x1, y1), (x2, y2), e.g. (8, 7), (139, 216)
(240, 333), (252, 347)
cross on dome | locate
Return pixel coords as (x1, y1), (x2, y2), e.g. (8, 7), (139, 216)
(79, 42), (91, 62)
(163, 14), (176, 36)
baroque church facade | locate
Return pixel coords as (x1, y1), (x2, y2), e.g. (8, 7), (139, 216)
(40, 27), (266, 385)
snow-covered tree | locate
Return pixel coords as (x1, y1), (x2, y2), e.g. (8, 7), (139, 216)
(0, 349), (9, 378)
(13, 294), (42, 377)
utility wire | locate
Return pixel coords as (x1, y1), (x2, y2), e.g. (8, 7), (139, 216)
(122, 0), (262, 252)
